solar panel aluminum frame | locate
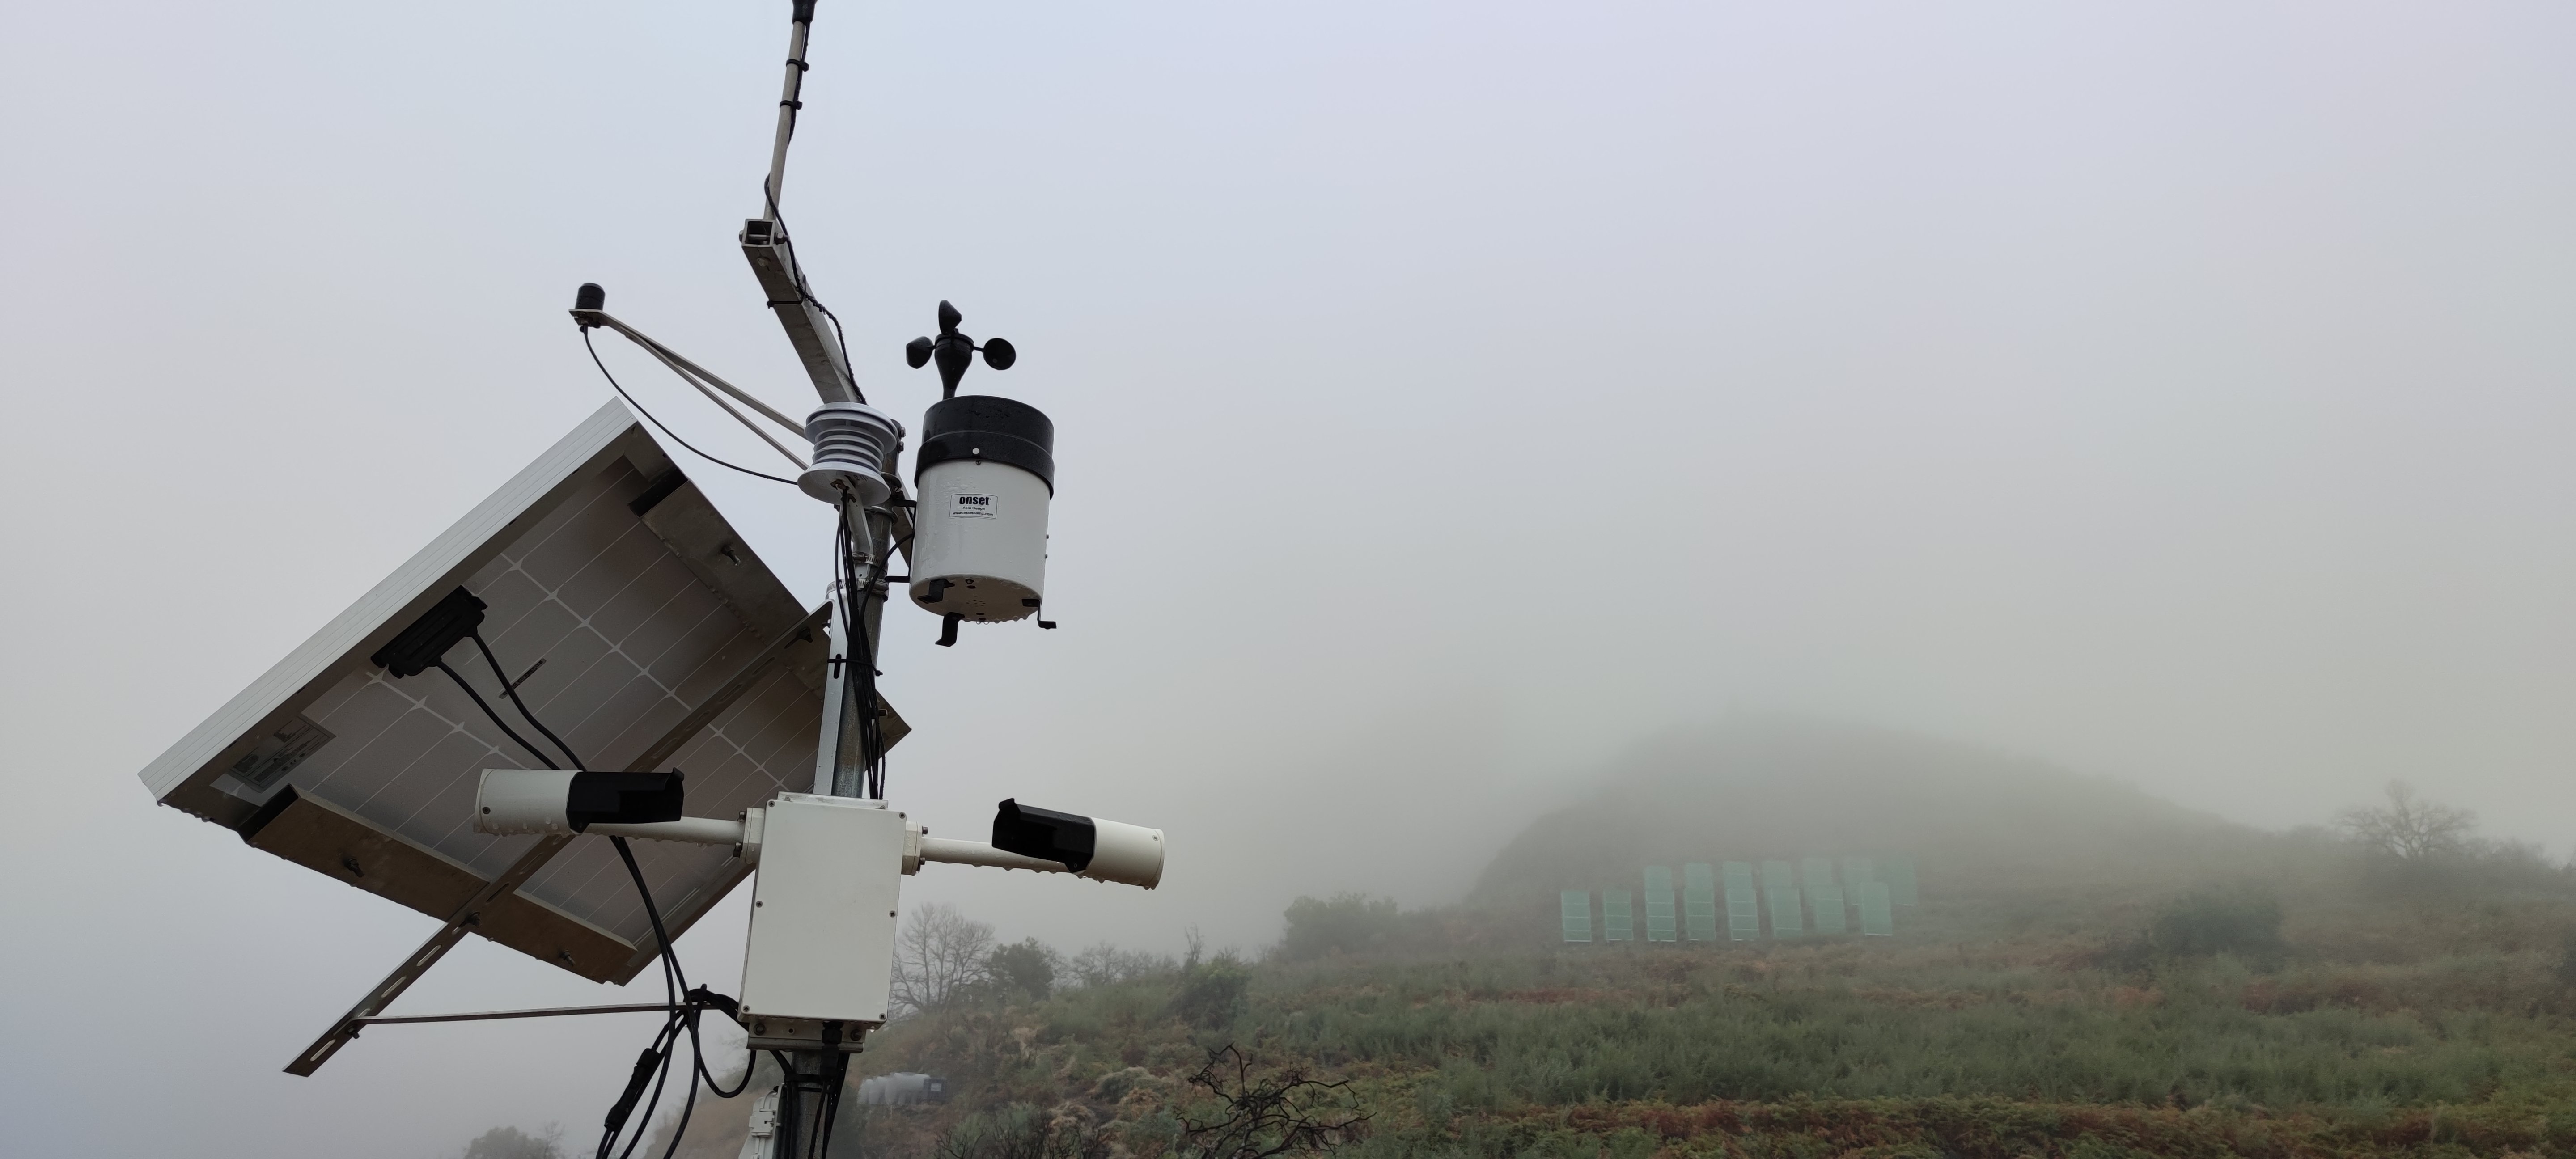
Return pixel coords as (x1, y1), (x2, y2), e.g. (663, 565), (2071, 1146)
(136, 402), (890, 991)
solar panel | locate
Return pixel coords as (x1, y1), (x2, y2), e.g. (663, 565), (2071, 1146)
(1560, 890), (1593, 943)
(1721, 861), (1759, 941)
(1682, 862), (1718, 942)
(1841, 855), (1877, 890)
(1602, 888), (1635, 942)
(1643, 866), (1678, 942)
(1802, 856), (1847, 935)
(1886, 855), (1919, 906)
(1857, 880), (1895, 936)
(136, 403), (877, 987)
(1760, 859), (1801, 937)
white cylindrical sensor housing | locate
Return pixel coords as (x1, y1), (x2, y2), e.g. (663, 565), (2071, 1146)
(910, 396), (1052, 624)
(1085, 818), (1164, 890)
(476, 768), (576, 835)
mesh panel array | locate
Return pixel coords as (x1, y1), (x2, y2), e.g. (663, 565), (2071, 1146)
(1561, 890), (1593, 943)
(1760, 859), (1802, 937)
(1682, 863), (1719, 942)
(1602, 888), (1635, 941)
(1644, 866), (1678, 942)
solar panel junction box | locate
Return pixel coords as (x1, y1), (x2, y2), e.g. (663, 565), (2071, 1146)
(737, 794), (905, 1053)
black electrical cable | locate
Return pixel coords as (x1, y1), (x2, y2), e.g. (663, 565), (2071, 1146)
(434, 660), (560, 771)
(604, 835), (685, 1159)
(765, 1047), (849, 1159)
(759, 179), (864, 405)
(594, 833), (751, 1159)
(448, 651), (744, 1159)
(584, 330), (800, 487)
(433, 650), (739, 1158)
(472, 632), (588, 772)
(831, 501), (887, 799)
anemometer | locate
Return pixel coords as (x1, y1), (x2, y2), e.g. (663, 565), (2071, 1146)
(132, 4), (1162, 1157)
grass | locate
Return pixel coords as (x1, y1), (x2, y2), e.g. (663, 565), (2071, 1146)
(641, 760), (2576, 1159)
(654, 921), (2576, 1159)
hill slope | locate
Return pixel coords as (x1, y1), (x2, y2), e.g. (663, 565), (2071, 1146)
(1472, 719), (2302, 930)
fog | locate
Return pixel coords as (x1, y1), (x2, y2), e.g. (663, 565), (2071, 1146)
(4, 1), (2572, 1155)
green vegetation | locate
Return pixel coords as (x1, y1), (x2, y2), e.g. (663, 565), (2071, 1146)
(655, 726), (2576, 1159)
(2143, 888), (2286, 962)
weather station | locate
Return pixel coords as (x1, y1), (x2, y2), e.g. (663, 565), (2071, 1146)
(130, 4), (1156, 1157)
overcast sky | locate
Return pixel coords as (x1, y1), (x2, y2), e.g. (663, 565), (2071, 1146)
(4, 2), (2572, 1156)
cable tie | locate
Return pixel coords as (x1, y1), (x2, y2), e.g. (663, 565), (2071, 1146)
(779, 99), (803, 110)
(786, 57), (809, 70)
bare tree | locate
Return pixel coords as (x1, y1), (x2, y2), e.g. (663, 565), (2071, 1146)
(1065, 943), (1175, 989)
(1180, 1045), (1368, 1159)
(2335, 780), (2475, 861)
(892, 903), (996, 1015)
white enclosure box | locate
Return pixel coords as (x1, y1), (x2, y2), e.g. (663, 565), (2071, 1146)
(737, 795), (905, 1052)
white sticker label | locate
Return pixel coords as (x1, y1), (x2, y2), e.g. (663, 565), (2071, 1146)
(950, 494), (996, 519)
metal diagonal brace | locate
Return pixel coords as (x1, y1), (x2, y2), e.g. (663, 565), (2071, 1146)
(283, 604), (833, 1075)
(283, 835), (572, 1075)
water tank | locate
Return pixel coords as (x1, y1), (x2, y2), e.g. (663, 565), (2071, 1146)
(856, 1072), (951, 1106)
(909, 395), (1052, 623)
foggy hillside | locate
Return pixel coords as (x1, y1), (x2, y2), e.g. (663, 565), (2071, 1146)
(1473, 719), (2286, 915)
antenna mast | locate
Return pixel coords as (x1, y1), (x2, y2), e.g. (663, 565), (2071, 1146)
(765, 0), (817, 221)
(741, 1), (863, 407)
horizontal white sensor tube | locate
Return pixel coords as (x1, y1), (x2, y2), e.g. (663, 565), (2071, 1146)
(915, 831), (1162, 889)
(476, 769), (577, 835)
(917, 837), (1067, 874)
(587, 817), (746, 846)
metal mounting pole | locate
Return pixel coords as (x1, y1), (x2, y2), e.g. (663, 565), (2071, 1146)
(766, 1), (817, 216)
(743, 10), (900, 1155)
(740, 0), (863, 407)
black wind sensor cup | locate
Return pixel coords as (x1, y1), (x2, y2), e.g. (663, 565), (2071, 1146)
(905, 300), (1014, 399)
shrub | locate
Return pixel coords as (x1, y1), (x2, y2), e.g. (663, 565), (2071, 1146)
(1173, 953), (1252, 1028)
(2145, 888), (2284, 961)
(1278, 894), (1403, 961)
(988, 938), (1059, 1004)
